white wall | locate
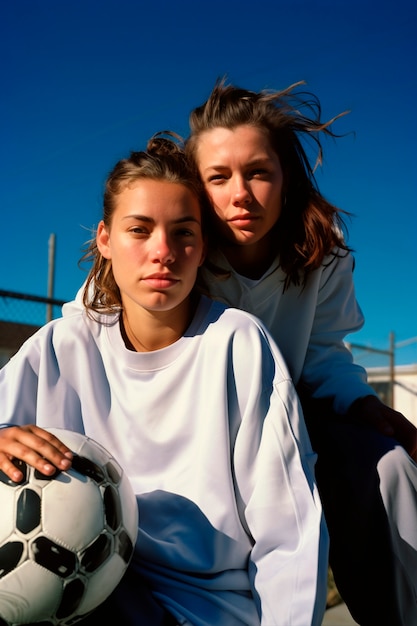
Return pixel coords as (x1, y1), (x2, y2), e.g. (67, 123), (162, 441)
(367, 364), (417, 427)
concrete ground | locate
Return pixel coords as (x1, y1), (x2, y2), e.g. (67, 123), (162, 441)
(322, 602), (359, 625)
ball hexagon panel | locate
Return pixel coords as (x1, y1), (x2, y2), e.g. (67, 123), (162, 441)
(0, 560), (63, 624)
(41, 474), (105, 551)
(0, 488), (16, 546)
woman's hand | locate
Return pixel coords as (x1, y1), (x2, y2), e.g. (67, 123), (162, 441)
(0, 424), (73, 482)
(349, 395), (417, 461)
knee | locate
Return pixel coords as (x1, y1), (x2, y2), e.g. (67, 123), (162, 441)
(377, 445), (417, 493)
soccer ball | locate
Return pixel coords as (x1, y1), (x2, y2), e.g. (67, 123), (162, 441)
(0, 428), (138, 626)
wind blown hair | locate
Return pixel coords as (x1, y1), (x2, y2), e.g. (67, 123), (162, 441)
(81, 132), (210, 314)
(185, 78), (352, 289)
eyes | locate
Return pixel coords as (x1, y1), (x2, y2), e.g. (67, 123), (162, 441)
(128, 225), (197, 238)
(207, 168), (271, 184)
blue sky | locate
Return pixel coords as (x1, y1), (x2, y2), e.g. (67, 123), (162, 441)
(1, 0), (416, 365)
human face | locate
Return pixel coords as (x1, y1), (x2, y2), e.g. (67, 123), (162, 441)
(96, 179), (205, 318)
(196, 125), (284, 250)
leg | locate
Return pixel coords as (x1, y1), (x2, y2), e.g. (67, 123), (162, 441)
(77, 566), (178, 626)
(378, 447), (417, 623)
(302, 397), (417, 626)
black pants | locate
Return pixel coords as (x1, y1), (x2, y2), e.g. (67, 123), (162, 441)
(77, 570), (177, 626)
(302, 396), (412, 626)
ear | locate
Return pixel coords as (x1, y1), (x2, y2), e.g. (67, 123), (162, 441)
(96, 220), (112, 259)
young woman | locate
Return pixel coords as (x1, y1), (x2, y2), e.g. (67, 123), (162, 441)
(184, 79), (417, 626)
(0, 135), (328, 625)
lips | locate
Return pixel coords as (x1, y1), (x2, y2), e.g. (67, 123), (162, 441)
(229, 213), (259, 226)
(142, 273), (179, 289)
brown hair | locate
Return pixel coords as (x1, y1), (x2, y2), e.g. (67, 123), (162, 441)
(81, 132), (210, 313)
(185, 78), (352, 289)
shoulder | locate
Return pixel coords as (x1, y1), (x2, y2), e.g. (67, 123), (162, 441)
(315, 249), (357, 299)
(203, 298), (292, 381)
(17, 309), (116, 354)
(45, 309), (93, 338)
(322, 248), (356, 275)
(204, 296), (267, 332)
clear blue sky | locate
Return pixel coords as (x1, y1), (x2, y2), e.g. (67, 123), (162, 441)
(1, 0), (416, 365)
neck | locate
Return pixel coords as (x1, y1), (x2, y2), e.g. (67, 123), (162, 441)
(221, 233), (276, 279)
(121, 296), (197, 352)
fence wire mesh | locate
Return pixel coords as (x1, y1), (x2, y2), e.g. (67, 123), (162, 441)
(0, 290), (65, 367)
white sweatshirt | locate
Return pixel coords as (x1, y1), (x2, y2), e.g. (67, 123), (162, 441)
(201, 249), (376, 414)
(0, 297), (327, 626)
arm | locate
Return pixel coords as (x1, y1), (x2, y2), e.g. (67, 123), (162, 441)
(0, 332), (74, 481)
(304, 253), (417, 457)
(302, 252), (377, 412)
(232, 323), (328, 625)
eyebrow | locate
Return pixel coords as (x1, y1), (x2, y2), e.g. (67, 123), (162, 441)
(202, 157), (273, 173)
(122, 214), (201, 225)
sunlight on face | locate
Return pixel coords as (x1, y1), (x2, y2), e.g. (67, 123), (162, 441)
(96, 179), (205, 317)
(196, 125), (284, 250)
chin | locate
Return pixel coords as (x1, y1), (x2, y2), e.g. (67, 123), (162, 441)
(146, 295), (185, 313)
(233, 232), (263, 246)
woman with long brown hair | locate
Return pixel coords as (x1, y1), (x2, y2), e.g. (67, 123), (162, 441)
(185, 79), (417, 626)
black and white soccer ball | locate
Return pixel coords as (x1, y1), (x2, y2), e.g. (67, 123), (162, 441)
(0, 428), (138, 626)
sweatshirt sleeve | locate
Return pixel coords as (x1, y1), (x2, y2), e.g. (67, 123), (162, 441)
(301, 252), (378, 413)
(0, 320), (85, 432)
(0, 334), (41, 426)
(231, 322), (328, 626)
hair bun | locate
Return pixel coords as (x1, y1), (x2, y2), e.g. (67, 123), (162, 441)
(146, 131), (185, 157)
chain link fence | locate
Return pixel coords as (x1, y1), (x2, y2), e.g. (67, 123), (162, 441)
(0, 289), (66, 368)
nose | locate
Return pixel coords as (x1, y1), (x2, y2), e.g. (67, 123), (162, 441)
(232, 176), (252, 206)
(151, 233), (175, 264)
